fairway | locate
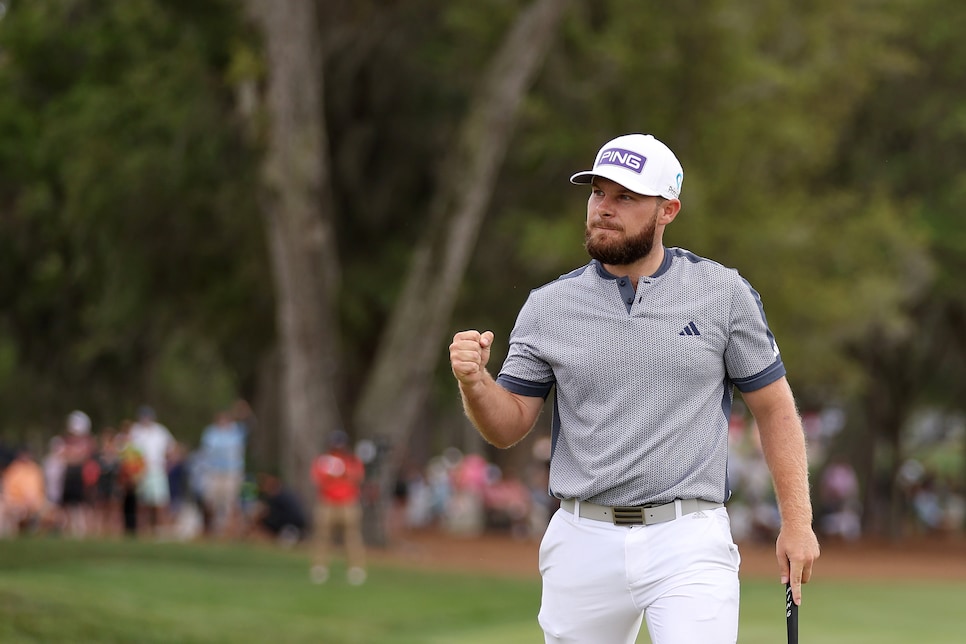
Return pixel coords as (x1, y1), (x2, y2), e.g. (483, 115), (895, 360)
(0, 537), (964, 643)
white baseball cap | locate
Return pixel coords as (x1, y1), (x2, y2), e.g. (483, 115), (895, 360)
(67, 410), (91, 436)
(570, 133), (684, 200)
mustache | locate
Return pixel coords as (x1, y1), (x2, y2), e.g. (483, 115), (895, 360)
(589, 222), (623, 231)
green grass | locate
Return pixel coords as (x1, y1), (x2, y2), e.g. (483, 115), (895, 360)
(0, 537), (963, 643)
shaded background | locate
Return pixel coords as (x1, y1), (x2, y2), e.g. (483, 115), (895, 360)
(0, 0), (963, 541)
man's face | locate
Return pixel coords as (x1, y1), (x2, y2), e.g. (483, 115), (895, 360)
(584, 177), (666, 266)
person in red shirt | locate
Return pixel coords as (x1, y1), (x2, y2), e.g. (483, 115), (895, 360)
(310, 430), (366, 585)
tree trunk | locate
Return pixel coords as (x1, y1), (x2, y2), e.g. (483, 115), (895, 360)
(352, 0), (570, 542)
(247, 0), (343, 505)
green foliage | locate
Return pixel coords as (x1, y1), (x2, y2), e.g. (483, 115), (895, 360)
(829, 0), (966, 414)
(0, 0), (270, 437)
(841, 0), (966, 292)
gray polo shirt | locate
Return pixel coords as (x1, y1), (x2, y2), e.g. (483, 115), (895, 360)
(495, 247), (784, 506)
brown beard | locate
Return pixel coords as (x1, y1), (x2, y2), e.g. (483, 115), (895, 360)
(584, 216), (658, 266)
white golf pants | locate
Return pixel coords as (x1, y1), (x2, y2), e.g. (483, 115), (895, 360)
(538, 503), (740, 644)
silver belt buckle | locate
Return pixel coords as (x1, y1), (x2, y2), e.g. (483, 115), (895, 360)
(612, 505), (647, 526)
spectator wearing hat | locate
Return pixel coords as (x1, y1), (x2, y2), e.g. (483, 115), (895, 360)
(309, 431), (366, 585)
(60, 410), (100, 538)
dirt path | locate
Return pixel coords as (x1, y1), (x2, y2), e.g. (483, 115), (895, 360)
(371, 529), (966, 581)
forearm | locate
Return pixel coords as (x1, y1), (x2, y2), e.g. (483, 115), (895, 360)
(458, 371), (537, 449)
(742, 378), (814, 527)
(763, 429), (812, 527)
(745, 378), (820, 601)
(756, 403), (813, 528)
(450, 329), (542, 448)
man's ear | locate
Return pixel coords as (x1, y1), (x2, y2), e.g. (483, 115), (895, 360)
(659, 199), (681, 225)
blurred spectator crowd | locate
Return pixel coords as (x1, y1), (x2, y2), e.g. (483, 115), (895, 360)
(0, 401), (306, 543)
(2, 403), (963, 547)
(727, 408), (966, 544)
(388, 437), (558, 542)
(0, 403), (558, 548)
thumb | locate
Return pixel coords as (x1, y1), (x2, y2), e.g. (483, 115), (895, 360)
(480, 331), (494, 365)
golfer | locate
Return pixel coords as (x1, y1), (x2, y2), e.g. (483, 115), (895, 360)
(449, 133), (819, 643)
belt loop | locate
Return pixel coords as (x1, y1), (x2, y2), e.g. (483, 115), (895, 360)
(674, 499), (683, 519)
(574, 499), (581, 525)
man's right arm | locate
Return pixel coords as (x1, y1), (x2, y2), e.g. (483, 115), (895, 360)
(449, 330), (544, 449)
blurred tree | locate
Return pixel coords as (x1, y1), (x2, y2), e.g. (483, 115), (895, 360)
(350, 0), (571, 529)
(245, 0), (341, 506)
(244, 0), (570, 525)
(0, 0), (272, 440)
(828, 0), (966, 537)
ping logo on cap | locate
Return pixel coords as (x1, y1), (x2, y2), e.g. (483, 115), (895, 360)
(597, 147), (646, 174)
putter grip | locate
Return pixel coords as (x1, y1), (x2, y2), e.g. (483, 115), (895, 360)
(785, 582), (799, 644)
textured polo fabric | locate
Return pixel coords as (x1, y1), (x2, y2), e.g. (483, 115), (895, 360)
(495, 247), (784, 507)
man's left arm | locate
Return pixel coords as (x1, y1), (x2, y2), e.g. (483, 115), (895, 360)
(741, 376), (820, 606)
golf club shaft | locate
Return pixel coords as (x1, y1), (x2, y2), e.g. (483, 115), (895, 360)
(786, 582), (799, 644)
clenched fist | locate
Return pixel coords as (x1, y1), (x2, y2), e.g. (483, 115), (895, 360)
(450, 330), (495, 387)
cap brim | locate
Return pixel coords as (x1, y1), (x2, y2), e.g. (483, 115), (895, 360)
(569, 170), (596, 185)
(569, 167), (663, 197)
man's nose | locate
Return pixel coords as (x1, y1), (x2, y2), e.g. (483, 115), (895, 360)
(595, 197), (614, 217)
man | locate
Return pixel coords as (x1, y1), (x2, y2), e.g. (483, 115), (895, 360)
(200, 411), (247, 537)
(128, 405), (176, 537)
(249, 472), (308, 547)
(309, 430), (367, 586)
(449, 133), (819, 643)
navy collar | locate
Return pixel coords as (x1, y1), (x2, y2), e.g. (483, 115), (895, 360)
(591, 248), (673, 281)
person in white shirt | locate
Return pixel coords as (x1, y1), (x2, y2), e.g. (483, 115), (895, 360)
(129, 405), (175, 536)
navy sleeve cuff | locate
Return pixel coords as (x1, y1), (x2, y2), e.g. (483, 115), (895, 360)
(732, 360), (786, 393)
(495, 374), (554, 399)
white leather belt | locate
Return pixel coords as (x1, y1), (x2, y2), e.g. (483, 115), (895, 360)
(560, 498), (723, 526)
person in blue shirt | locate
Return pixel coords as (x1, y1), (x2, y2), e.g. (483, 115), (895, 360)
(200, 411), (247, 538)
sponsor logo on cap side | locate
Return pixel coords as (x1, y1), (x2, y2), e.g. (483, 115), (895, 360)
(596, 147), (646, 174)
